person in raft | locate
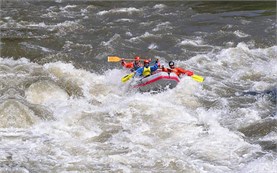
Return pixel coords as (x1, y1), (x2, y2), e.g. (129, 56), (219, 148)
(134, 59), (159, 78)
(121, 56), (142, 72)
(162, 61), (194, 77)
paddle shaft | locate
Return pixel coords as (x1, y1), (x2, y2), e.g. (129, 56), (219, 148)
(108, 56), (147, 62)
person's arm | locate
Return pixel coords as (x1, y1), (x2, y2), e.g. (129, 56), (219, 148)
(162, 65), (173, 72)
(176, 67), (194, 76)
(150, 60), (159, 72)
(134, 67), (143, 77)
(121, 59), (134, 68)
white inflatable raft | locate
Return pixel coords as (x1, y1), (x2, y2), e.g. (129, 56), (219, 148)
(132, 71), (180, 92)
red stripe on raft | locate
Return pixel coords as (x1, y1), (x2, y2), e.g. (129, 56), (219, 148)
(133, 75), (180, 88)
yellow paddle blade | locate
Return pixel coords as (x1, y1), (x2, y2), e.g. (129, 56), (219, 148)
(108, 56), (121, 62)
(121, 73), (134, 83)
(192, 74), (204, 83)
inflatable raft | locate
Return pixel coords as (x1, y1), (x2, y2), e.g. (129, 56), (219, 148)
(132, 71), (180, 92)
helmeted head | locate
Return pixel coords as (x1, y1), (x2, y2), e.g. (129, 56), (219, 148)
(144, 59), (150, 67)
(168, 61), (175, 69)
(134, 56), (140, 63)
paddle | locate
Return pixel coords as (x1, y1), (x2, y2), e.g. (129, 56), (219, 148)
(108, 56), (133, 62)
(121, 73), (135, 83)
(108, 56), (148, 62)
(108, 56), (146, 63)
(191, 74), (204, 83)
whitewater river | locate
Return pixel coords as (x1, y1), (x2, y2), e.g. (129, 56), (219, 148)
(0, 1), (276, 172)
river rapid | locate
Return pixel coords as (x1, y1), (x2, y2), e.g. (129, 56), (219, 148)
(0, 1), (276, 173)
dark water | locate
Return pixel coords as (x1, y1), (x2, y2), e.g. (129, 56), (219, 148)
(0, 1), (276, 172)
(1, 1), (275, 70)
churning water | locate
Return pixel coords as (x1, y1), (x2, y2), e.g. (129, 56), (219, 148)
(0, 1), (276, 173)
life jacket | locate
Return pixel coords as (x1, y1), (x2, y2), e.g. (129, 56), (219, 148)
(172, 68), (193, 76)
(162, 67), (193, 77)
(171, 68), (180, 76)
(142, 67), (151, 77)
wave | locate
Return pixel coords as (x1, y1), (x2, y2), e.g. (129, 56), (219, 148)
(97, 7), (141, 16)
(0, 43), (276, 172)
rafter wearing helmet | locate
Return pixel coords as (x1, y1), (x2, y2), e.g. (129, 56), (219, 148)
(121, 56), (142, 72)
(162, 61), (194, 77)
(134, 59), (159, 78)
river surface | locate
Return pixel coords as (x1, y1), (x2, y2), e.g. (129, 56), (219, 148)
(0, 1), (276, 173)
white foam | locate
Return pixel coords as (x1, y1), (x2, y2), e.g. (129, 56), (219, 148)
(177, 37), (213, 48)
(101, 34), (121, 46)
(129, 32), (161, 42)
(59, 5), (77, 11)
(238, 154), (277, 173)
(20, 42), (53, 53)
(153, 4), (167, 9)
(97, 8), (141, 16)
(25, 80), (69, 105)
(0, 57), (31, 65)
(153, 21), (172, 32)
(1, 45), (276, 172)
(234, 30), (250, 38)
(148, 43), (158, 50)
(115, 18), (134, 23)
